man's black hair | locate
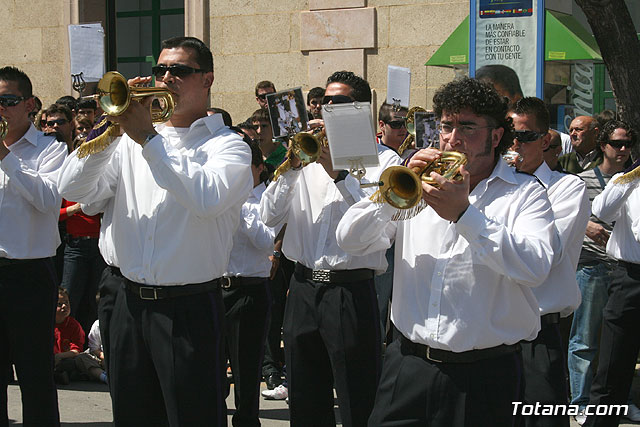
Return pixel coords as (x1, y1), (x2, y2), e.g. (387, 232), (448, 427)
(476, 65), (523, 100)
(594, 109), (616, 129)
(511, 97), (550, 133)
(255, 81), (276, 97)
(306, 87), (325, 105)
(45, 103), (73, 122)
(207, 107), (232, 126)
(0, 66), (33, 98)
(378, 102), (408, 123)
(433, 77), (514, 158)
(598, 120), (637, 147)
(326, 71), (371, 103)
(237, 121), (257, 131)
(55, 96), (77, 113)
(76, 97), (97, 111)
(161, 36), (213, 72)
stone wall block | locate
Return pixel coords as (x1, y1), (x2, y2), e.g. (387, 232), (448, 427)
(309, 0), (365, 10)
(221, 14), (291, 54)
(212, 54), (256, 93)
(308, 49), (365, 88)
(255, 51), (308, 89)
(300, 8), (375, 51)
(389, 3), (467, 47)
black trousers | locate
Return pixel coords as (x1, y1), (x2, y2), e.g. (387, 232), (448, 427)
(368, 336), (525, 427)
(584, 267), (640, 427)
(284, 272), (381, 427)
(98, 269), (227, 427)
(0, 258), (60, 426)
(520, 322), (570, 427)
(262, 257), (293, 379)
(223, 280), (272, 427)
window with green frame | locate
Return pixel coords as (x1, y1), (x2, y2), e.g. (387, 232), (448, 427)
(115, 0), (185, 79)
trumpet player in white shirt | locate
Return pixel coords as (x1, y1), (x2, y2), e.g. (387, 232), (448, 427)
(57, 37), (252, 426)
(336, 77), (557, 427)
(259, 71), (400, 427)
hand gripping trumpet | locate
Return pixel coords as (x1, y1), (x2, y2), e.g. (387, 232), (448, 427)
(272, 127), (327, 180)
(371, 151), (467, 218)
(75, 71), (175, 158)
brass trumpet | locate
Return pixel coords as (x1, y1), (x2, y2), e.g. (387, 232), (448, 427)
(272, 127), (327, 180)
(375, 151), (467, 210)
(397, 106), (427, 155)
(76, 71), (175, 158)
(89, 71), (175, 122)
(0, 117), (7, 141)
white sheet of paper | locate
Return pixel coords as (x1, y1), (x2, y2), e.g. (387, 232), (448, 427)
(386, 65), (411, 108)
(322, 102), (379, 171)
(68, 23), (105, 82)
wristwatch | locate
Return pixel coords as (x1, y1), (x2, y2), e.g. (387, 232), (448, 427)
(273, 250), (282, 259)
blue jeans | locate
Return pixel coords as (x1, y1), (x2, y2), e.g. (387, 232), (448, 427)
(568, 263), (613, 409)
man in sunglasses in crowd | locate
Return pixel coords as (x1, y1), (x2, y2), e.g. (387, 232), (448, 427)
(255, 80), (276, 110)
(42, 103), (74, 152)
(57, 36), (252, 425)
(509, 97), (589, 427)
(260, 70), (401, 426)
(0, 66), (67, 425)
(337, 78), (558, 426)
(377, 102), (409, 155)
(569, 120), (638, 425)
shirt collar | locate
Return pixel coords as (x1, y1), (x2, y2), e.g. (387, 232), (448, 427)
(532, 161), (553, 188)
(19, 123), (40, 147)
(490, 157), (519, 186)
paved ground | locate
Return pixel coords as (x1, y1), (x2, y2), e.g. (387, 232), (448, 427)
(6, 378), (640, 426)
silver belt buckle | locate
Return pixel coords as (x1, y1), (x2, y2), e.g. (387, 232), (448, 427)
(221, 277), (232, 289)
(311, 269), (331, 283)
(425, 346), (443, 363)
(139, 286), (159, 300)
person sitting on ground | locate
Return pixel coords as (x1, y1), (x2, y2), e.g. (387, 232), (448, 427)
(53, 287), (85, 384)
(53, 288), (107, 384)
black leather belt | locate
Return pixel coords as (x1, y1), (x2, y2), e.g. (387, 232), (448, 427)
(620, 261), (640, 281)
(221, 276), (266, 289)
(0, 258), (29, 268)
(125, 278), (222, 301)
(541, 312), (560, 327)
(294, 262), (374, 284)
(400, 335), (520, 364)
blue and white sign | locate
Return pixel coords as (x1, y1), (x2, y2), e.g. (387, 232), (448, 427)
(470, 0), (544, 98)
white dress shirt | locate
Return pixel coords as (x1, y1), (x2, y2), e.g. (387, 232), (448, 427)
(592, 174), (640, 263)
(260, 144), (400, 273)
(0, 124), (67, 259)
(57, 114), (252, 286)
(336, 159), (556, 352)
(531, 162), (589, 317)
(225, 182), (276, 278)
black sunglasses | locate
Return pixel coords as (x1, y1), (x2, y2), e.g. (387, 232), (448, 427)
(44, 118), (68, 127)
(257, 93), (272, 100)
(152, 64), (207, 80)
(0, 95), (26, 108)
(322, 95), (353, 105)
(386, 120), (406, 129)
(514, 129), (547, 143)
(608, 139), (633, 149)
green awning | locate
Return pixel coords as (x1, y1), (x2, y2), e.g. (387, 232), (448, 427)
(425, 10), (602, 67)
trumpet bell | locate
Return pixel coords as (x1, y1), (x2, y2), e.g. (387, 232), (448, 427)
(93, 71), (175, 123)
(378, 165), (422, 209)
